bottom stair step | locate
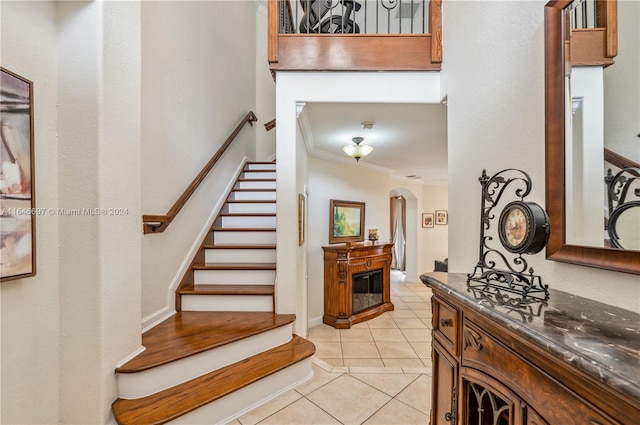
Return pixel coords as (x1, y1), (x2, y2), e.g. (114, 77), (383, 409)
(179, 284), (275, 296)
(112, 335), (315, 425)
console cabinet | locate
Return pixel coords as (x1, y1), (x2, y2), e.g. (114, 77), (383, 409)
(422, 273), (640, 425)
(322, 243), (394, 329)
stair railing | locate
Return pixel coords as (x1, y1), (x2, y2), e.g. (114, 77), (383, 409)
(142, 111), (258, 234)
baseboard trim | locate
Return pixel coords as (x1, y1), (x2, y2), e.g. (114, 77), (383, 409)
(307, 315), (323, 329)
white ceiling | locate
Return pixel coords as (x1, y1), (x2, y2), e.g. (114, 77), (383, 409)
(299, 102), (448, 184)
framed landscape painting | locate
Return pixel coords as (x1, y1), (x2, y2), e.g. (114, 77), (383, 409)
(329, 199), (365, 244)
(1, 67), (35, 281)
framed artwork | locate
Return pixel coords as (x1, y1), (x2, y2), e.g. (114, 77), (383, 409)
(422, 213), (434, 228)
(329, 199), (365, 244)
(436, 210), (448, 225)
(1, 67), (36, 281)
(298, 193), (305, 246)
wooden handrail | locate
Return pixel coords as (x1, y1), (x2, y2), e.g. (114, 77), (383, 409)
(604, 147), (640, 177)
(142, 111), (258, 234)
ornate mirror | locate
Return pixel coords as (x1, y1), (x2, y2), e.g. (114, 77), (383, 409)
(544, 0), (640, 274)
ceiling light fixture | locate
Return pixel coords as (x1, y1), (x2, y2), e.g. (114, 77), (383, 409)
(343, 137), (373, 162)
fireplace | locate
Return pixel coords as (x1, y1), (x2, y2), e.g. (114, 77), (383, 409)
(322, 242), (394, 328)
(352, 269), (383, 314)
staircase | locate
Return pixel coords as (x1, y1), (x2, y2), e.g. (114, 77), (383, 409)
(112, 162), (315, 425)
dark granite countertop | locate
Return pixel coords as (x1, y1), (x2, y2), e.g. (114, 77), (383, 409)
(420, 272), (640, 403)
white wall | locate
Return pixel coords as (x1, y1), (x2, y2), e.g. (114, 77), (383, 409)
(2, 1), (144, 423)
(421, 184), (449, 273)
(1, 1), (60, 423)
(442, 0), (639, 312)
(140, 1), (258, 321)
(256, 3), (277, 160)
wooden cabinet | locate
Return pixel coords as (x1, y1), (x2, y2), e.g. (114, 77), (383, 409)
(423, 273), (640, 425)
(322, 243), (394, 329)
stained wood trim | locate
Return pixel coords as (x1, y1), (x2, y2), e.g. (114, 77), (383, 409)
(570, 29), (614, 66)
(267, 0), (278, 63)
(544, 1), (640, 274)
(430, 0), (443, 63)
(179, 284), (275, 296)
(596, 0), (618, 58)
(264, 118), (276, 131)
(272, 34), (441, 71)
(142, 112), (258, 234)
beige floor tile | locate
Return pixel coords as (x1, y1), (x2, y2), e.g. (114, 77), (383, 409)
(376, 341), (418, 359)
(382, 358), (426, 368)
(313, 341), (343, 359)
(391, 301), (410, 310)
(348, 366), (404, 374)
(395, 374), (432, 414)
(308, 325), (341, 342)
(404, 302), (431, 310)
(340, 328), (374, 341)
(413, 309), (433, 319)
(306, 375), (391, 424)
(258, 397), (341, 425)
(370, 328), (407, 342)
(388, 309), (418, 319)
(393, 318), (428, 329)
(421, 319), (433, 328)
(225, 420), (242, 425)
(238, 390), (302, 425)
(342, 341), (380, 358)
(351, 373), (420, 397)
(402, 367), (431, 374)
(401, 329), (431, 342)
(343, 358), (385, 368)
(320, 358), (344, 367)
(399, 296), (423, 303)
(366, 316), (399, 329)
(295, 364), (344, 396)
(409, 342), (431, 359)
(363, 399), (430, 425)
(350, 321), (369, 329)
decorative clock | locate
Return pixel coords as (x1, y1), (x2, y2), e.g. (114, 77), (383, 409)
(467, 169), (550, 303)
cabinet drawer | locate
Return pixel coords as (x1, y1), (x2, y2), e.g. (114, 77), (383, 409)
(461, 320), (620, 425)
(433, 297), (459, 354)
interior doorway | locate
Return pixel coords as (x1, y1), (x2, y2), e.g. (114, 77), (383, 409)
(390, 195), (406, 271)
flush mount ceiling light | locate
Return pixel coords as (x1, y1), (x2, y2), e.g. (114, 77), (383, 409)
(343, 137), (373, 162)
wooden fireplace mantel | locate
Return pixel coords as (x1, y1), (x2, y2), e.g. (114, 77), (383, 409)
(322, 242), (394, 329)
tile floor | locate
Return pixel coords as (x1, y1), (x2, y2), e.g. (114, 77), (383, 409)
(228, 270), (434, 425)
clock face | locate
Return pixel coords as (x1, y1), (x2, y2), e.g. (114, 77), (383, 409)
(498, 201), (550, 254)
(502, 206), (528, 249)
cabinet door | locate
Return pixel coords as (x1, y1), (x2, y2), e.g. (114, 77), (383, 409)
(432, 341), (458, 425)
(525, 407), (549, 425)
(460, 367), (524, 425)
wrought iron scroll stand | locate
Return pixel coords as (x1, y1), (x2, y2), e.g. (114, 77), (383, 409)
(467, 169), (550, 305)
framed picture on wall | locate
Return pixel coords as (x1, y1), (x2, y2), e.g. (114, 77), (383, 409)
(329, 199), (365, 244)
(422, 213), (434, 228)
(1, 67), (36, 281)
(436, 210), (448, 225)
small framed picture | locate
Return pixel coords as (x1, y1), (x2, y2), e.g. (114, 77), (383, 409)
(422, 213), (434, 228)
(436, 210), (448, 225)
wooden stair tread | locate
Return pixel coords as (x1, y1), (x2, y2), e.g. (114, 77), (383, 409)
(225, 199), (275, 203)
(238, 177), (276, 181)
(116, 312), (295, 373)
(219, 212), (276, 217)
(180, 284), (275, 296)
(203, 244), (276, 250)
(212, 227), (276, 232)
(193, 262), (275, 270)
(112, 336), (314, 425)
(232, 188), (275, 192)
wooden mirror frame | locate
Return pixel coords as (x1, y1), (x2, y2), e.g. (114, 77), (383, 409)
(544, 1), (640, 274)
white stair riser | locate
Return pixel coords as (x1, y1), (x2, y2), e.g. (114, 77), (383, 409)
(194, 269), (275, 284)
(227, 203), (276, 214)
(243, 171), (276, 180)
(169, 358), (312, 425)
(237, 180), (276, 190)
(205, 248), (276, 264)
(232, 191), (276, 201)
(245, 164), (276, 171)
(181, 295), (273, 312)
(116, 325), (293, 399)
(214, 231), (276, 245)
(221, 216), (276, 229)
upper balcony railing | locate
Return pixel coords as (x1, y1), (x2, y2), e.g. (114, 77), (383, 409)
(268, 0), (442, 71)
(566, 0), (617, 66)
